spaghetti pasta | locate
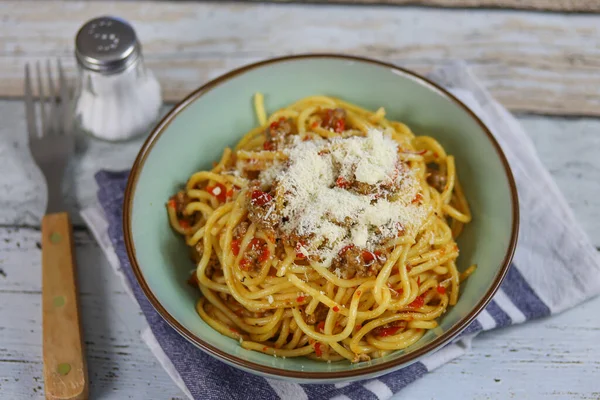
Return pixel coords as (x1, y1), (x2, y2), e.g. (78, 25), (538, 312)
(167, 95), (474, 362)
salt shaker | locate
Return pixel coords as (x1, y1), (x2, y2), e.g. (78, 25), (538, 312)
(73, 16), (162, 141)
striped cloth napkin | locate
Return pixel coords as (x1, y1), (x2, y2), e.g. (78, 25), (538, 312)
(81, 62), (600, 400)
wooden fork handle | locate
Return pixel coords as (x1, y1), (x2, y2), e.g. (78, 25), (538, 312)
(42, 213), (88, 400)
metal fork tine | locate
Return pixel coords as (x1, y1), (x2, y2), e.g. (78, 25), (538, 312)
(24, 64), (39, 139)
(36, 61), (47, 137)
(57, 59), (72, 135)
(46, 60), (58, 134)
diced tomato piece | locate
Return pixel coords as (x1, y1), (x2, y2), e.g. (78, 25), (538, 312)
(168, 199), (176, 209)
(295, 241), (307, 259)
(206, 183), (227, 202)
(258, 247), (270, 263)
(269, 117), (286, 130)
(362, 250), (376, 264)
(332, 306), (340, 313)
(296, 295), (306, 303)
(336, 176), (350, 189)
(411, 193), (423, 204)
(263, 140), (275, 151)
(239, 258), (253, 271)
(178, 220), (190, 229)
(377, 326), (402, 337)
(311, 121), (319, 129)
(250, 190), (273, 206)
(338, 244), (355, 256)
(314, 342), (323, 357)
(334, 119), (345, 133)
(317, 321), (325, 332)
(231, 239), (240, 256)
(408, 295), (425, 308)
(437, 285), (446, 294)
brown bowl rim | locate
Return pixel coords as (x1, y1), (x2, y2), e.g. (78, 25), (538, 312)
(123, 53), (519, 380)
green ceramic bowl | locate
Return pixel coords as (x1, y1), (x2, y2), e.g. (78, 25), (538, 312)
(124, 54), (518, 383)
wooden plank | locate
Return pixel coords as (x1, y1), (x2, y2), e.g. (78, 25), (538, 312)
(0, 227), (184, 399)
(402, 295), (600, 399)
(1, 2), (600, 116)
(267, 0), (600, 13)
(2, 99), (599, 245)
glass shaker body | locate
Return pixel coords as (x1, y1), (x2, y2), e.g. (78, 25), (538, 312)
(73, 57), (162, 142)
(73, 16), (162, 142)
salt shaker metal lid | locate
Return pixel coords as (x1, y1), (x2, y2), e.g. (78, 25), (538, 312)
(75, 16), (141, 74)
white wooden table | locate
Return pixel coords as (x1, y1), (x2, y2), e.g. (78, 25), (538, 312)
(1, 2), (599, 399)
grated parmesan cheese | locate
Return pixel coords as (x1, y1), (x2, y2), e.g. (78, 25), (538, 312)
(259, 128), (428, 266)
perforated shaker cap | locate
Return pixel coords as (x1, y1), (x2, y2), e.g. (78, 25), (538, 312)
(75, 16), (141, 74)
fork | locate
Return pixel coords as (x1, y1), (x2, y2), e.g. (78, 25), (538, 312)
(25, 61), (88, 400)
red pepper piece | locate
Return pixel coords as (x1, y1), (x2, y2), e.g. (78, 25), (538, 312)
(362, 250), (376, 264)
(377, 326), (402, 337)
(206, 183), (227, 202)
(408, 295), (425, 308)
(258, 247), (270, 263)
(231, 239), (240, 256)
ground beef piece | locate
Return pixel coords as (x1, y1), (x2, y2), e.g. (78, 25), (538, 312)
(190, 241), (218, 276)
(170, 191), (190, 216)
(352, 353), (371, 363)
(331, 245), (385, 279)
(316, 108), (347, 132)
(312, 303), (330, 324)
(427, 165), (447, 192)
(304, 303), (329, 325)
(233, 221), (249, 239)
(351, 181), (372, 195)
(264, 118), (298, 150)
(238, 238), (269, 273)
(246, 185), (279, 233)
